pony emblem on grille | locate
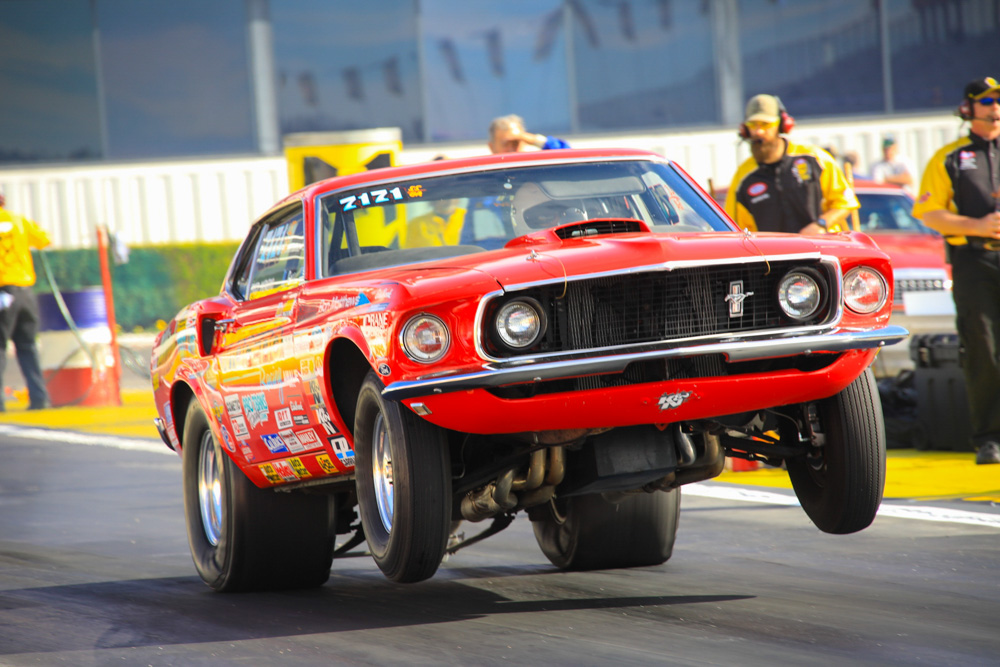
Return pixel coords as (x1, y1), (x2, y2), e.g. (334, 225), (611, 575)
(725, 280), (753, 318)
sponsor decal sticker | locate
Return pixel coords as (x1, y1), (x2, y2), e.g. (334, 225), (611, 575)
(289, 457), (311, 478)
(224, 394), (243, 417)
(241, 392), (269, 428)
(658, 390), (693, 410)
(296, 428), (323, 450)
(272, 460), (299, 482)
(231, 414), (249, 439)
(259, 463), (281, 484)
(275, 407), (293, 430)
(219, 424), (235, 453)
(239, 441), (255, 462)
(316, 453), (339, 474)
(279, 429), (304, 453)
(261, 433), (289, 454)
(330, 436), (356, 468)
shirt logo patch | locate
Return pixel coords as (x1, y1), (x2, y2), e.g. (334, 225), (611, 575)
(747, 182), (767, 197)
(958, 150), (977, 170)
(793, 157), (811, 183)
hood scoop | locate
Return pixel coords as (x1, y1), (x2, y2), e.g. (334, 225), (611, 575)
(554, 218), (646, 240)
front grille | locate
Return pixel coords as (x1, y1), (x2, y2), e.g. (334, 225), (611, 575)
(486, 259), (833, 358)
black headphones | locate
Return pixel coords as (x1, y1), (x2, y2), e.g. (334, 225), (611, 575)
(957, 96), (974, 120)
(739, 96), (796, 139)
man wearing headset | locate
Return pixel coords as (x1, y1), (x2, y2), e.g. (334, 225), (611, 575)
(725, 94), (858, 234)
(912, 76), (1000, 465)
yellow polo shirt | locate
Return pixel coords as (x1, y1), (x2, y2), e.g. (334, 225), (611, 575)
(0, 207), (51, 286)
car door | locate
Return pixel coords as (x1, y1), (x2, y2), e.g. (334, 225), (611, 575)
(213, 202), (311, 463)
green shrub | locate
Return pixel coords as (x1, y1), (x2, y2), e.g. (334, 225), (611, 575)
(33, 242), (240, 331)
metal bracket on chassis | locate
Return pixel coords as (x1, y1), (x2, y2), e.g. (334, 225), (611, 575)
(332, 524), (367, 559)
(445, 513), (515, 555)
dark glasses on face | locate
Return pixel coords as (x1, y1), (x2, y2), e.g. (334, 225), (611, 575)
(976, 96), (1000, 105)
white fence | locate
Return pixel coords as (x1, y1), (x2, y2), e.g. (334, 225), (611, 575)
(0, 111), (964, 249)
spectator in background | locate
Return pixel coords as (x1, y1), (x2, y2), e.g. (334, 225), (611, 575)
(912, 76), (1000, 465)
(726, 95), (858, 234)
(870, 137), (915, 192)
(0, 187), (51, 411)
(488, 114), (570, 154)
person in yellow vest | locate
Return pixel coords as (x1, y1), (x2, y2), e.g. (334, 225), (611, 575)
(0, 188), (51, 410)
(725, 94), (858, 234)
(405, 198), (466, 248)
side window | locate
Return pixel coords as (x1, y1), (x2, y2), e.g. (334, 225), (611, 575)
(245, 205), (306, 300)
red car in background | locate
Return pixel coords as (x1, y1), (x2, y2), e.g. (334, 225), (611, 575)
(851, 180), (954, 377)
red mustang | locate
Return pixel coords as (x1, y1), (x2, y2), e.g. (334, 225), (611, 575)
(150, 148), (906, 590)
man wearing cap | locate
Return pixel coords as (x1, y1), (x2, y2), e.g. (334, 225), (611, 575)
(870, 136), (916, 192)
(725, 94), (859, 234)
(912, 76), (1000, 464)
(0, 188), (51, 411)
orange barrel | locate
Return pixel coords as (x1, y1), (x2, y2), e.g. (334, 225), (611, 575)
(37, 288), (121, 407)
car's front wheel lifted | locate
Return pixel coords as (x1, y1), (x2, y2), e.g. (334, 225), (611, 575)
(786, 367), (886, 534)
(181, 400), (335, 592)
(531, 488), (681, 570)
(354, 371), (451, 583)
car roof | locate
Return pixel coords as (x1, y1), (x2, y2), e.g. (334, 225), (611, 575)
(287, 148), (669, 203)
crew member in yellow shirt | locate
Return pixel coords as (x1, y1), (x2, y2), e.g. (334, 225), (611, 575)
(0, 187), (51, 410)
(725, 94), (858, 234)
(405, 198), (466, 248)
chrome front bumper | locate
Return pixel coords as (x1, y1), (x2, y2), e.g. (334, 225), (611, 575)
(382, 325), (909, 401)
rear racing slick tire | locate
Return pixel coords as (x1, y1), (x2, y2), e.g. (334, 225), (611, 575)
(181, 400), (335, 592)
(532, 488), (681, 570)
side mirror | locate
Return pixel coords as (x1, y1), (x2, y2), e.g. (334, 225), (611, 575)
(195, 299), (233, 357)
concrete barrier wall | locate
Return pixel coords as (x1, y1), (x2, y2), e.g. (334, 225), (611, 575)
(0, 112), (964, 249)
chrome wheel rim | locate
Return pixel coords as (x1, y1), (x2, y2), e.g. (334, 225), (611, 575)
(197, 431), (223, 546)
(372, 413), (394, 533)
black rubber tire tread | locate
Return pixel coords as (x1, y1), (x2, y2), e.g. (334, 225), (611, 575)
(181, 400), (334, 592)
(354, 371), (451, 583)
(787, 367), (886, 534)
(532, 488), (681, 571)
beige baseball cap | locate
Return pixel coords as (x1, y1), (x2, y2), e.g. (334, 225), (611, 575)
(745, 94), (781, 123)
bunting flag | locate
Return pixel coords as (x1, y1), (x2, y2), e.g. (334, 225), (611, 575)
(343, 67), (363, 100)
(439, 38), (464, 83)
(383, 56), (403, 95)
(534, 8), (563, 60)
(656, 0), (672, 30)
(298, 71), (319, 107)
(484, 28), (503, 77)
(568, 0), (600, 48)
(618, 1), (635, 41)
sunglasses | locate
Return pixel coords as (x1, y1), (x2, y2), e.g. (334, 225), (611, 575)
(976, 96), (1000, 105)
(745, 120), (779, 130)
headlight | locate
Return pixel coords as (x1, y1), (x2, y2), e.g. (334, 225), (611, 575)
(494, 298), (546, 349)
(401, 314), (449, 363)
(843, 266), (888, 314)
(778, 270), (823, 320)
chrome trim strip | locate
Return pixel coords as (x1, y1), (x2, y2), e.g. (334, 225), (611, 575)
(153, 417), (174, 451)
(382, 324), (909, 401)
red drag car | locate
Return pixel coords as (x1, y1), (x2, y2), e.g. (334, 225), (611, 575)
(151, 149), (906, 590)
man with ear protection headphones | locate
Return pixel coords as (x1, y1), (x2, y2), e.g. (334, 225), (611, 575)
(725, 94), (858, 235)
(912, 76), (1000, 464)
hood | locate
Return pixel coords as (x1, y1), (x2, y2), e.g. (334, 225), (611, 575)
(381, 230), (851, 295)
(866, 231), (949, 272)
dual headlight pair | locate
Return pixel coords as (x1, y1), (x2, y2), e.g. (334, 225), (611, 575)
(400, 266), (888, 363)
(400, 299), (544, 364)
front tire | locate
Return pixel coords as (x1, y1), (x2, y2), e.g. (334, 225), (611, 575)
(786, 367), (886, 534)
(181, 400), (335, 591)
(354, 371), (451, 583)
(532, 489), (681, 570)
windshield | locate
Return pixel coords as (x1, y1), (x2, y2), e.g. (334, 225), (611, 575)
(857, 191), (934, 234)
(319, 159), (731, 277)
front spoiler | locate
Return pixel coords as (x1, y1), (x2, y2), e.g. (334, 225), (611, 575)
(382, 325), (908, 401)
